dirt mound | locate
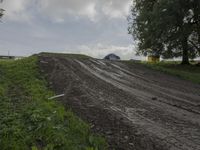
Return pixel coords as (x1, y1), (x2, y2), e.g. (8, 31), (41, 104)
(39, 54), (200, 150)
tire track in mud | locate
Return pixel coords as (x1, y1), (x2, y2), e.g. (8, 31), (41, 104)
(90, 60), (200, 112)
(39, 55), (200, 150)
(76, 59), (200, 149)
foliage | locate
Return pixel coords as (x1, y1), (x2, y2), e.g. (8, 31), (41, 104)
(0, 0), (5, 19)
(128, 0), (200, 64)
(0, 57), (107, 150)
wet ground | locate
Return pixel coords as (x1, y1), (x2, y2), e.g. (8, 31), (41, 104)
(39, 54), (200, 150)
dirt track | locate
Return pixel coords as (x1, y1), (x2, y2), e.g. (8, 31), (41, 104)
(39, 55), (200, 150)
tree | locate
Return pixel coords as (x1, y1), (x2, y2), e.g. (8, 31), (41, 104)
(128, 0), (200, 64)
(0, 8), (4, 19)
(0, 0), (4, 20)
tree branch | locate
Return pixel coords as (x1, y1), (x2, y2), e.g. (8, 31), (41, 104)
(189, 40), (200, 50)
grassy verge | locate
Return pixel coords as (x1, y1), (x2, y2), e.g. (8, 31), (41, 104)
(137, 61), (200, 84)
(0, 57), (107, 150)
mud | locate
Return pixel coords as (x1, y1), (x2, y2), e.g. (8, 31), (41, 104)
(38, 54), (200, 150)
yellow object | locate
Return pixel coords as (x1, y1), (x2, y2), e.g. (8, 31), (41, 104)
(147, 56), (160, 63)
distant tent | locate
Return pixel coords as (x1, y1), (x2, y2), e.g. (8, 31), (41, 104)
(104, 53), (120, 60)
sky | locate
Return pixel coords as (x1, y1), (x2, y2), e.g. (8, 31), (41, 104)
(0, 0), (139, 60)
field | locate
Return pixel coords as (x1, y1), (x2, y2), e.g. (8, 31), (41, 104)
(0, 57), (107, 150)
(139, 61), (200, 84)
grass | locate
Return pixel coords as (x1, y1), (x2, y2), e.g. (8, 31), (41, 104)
(0, 57), (107, 150)
(128, 61), (200, 84)
(39, 52), (92, 59)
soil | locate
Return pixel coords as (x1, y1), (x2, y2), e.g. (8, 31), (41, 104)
(38, 54), (200, 150)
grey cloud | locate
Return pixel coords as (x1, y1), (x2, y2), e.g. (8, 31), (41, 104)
(2, 0), (132, 22)
(0, 0), (136, 60)
(64, 44), (137, 60)
(101, 0), (131, 18)
(39, 0), (97, 21)
(1, 0), (33, 21)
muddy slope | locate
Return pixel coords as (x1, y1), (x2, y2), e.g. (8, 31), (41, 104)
(39, 55), (200, 150)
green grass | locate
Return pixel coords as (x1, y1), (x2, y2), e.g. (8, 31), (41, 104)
(130, 61), (200, 84)
(39, 52), (92, 59)
(0, 57), (107, 150)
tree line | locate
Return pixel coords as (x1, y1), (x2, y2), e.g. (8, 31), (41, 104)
(128, 0), (200, 64)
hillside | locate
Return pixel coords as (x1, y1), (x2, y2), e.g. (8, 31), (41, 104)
(0, 57), (107, 150)
(38, 53), (200, 150)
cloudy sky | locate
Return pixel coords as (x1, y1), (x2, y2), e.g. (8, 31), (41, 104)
(0, 0), (138, 59)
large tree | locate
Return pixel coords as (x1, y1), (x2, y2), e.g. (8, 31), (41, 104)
(128, 0), (200, 64)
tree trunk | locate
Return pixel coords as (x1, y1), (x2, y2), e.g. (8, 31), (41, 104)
(181, 37), (190, 65)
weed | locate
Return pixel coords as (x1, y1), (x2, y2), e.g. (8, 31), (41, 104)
(0, 57), (107, 150)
